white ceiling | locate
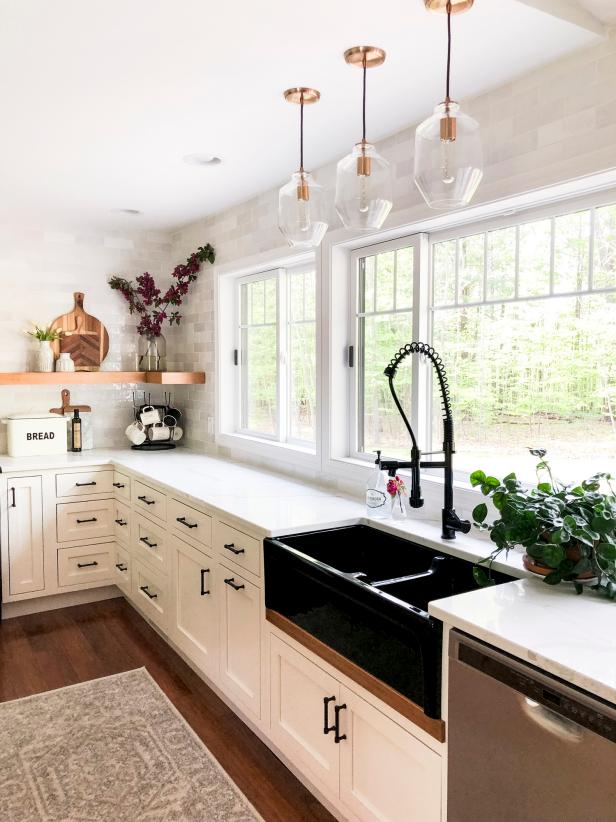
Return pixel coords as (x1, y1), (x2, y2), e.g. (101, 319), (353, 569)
(577, 0), (616, 23)
(0, 0), (603, 231)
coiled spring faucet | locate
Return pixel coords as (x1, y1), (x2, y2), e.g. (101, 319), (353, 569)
(379, 342), (470, 540)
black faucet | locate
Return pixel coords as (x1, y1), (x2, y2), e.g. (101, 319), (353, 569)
(379, 342), (471, 540)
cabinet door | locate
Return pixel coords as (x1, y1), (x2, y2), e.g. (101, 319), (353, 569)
(339, 685), (442, 822)
(219, 564), (261, 719)
(270, 635), (341, 796)
(7, 476), (45, 596)
(172, 539), (218, 678)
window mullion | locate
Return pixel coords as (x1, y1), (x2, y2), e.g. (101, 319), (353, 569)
(413, 234), (431, 452)
(278, 271), (288, 444)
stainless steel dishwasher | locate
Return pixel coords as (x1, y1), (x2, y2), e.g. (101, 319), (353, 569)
(448, 631), (616, 822)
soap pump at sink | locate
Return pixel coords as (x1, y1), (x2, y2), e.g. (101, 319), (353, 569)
(379, 342), (470, 540)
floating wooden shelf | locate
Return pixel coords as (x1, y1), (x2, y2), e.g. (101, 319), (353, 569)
(0, 371), (206, 386)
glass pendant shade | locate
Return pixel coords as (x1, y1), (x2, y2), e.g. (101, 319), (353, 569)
(414, 101), (483, 210)
(335, 141), (393, 231)
(278, 170), (328, 249)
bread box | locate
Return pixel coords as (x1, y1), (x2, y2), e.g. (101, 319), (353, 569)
(5, 414), (68, 456)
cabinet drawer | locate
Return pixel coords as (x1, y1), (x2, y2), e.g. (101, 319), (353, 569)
(219, 564), (261, 718)
(113, 471), (131, 502)
(57, 498), (115, 543)
(114, 500), (131, 545)
(133, 513), (167, 575)
(113, 543), (131, 595)
(216, 521), (261, 578)
(169, 499), (212, 547)
(58, 543), (113, 587)
(134, 480), (167, 521)
(56, 470), (114, 498)
(132, 558), (167, 630)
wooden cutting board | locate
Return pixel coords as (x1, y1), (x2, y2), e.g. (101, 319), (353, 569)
(50, 292), (109, 371)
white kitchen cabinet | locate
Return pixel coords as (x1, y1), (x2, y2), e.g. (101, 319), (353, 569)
(112, 471), (131, 502)
(113, 543), (131, 596)
(113, 500), (131, 545)
(132, 558), (168, 631)
(219, 563), (261, 719)
(270, 634), (341, 796)
(7, 476), (45, 596)
(57, 543), (114, 587)
(170, 538), (218, 678)
(338, 684), (442, 822)
(133, 513), (167, 574)
(56, 498), (115, 543)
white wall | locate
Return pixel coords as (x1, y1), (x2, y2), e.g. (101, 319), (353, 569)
(0, 224), (173, 451)
(168, 28), (616, 497)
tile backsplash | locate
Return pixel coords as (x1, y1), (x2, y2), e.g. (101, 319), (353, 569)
(0, 224), (174, 452)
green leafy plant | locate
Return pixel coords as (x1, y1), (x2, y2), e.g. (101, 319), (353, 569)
(471, 450), (616, 599)
(26, 324), (62, 341)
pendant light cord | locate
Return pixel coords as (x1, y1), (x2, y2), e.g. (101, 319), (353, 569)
(445, 1), (452, 102)
(362, 57), (367, 142)
(299, 92), (304, 172)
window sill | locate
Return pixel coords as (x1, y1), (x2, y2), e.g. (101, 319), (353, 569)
(216, 431), (319, 470)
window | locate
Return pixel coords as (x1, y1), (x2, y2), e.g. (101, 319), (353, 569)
(430, 201), (616, 480)
(237, 264), (317, 447)
(350, 237), (423, 460)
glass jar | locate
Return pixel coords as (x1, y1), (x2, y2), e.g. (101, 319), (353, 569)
(137, 334), (166, 372)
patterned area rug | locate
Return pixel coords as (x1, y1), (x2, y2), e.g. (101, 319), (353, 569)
(0, 668), (262, 821)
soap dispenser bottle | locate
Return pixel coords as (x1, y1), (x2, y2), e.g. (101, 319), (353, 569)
(71, 410), (82, 452)
(366, 450), (388, 519)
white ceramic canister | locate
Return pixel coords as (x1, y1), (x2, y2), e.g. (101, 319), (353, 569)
(56, 353), (75, 372)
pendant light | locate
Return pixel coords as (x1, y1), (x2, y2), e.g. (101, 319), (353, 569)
(335, 47), (393, 231)
(414, 0), (483, 210)
(278, 87), (328, 249)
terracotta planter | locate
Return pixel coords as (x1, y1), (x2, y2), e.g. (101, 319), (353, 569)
(523, 542), (597, 580)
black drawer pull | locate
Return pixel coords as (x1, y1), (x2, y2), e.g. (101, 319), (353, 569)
(334, 703), (347, 743)
(113, 482), (125, 488)
(115, 563), (128, 572)
(140, 537), (157, 549)
(323, 696), (336, 735)
(224, 543), (245, 555)
(200, 568), (210, 596)
(177, 516), (198, 529)
(224, 577), (245, 591)
(137, 495), (155, 505)
(9, 487), (16, 508)
(75, 481), (97, 487)
(76, 517), (98, 524)
(115, 518), (127, 526)
(77, 561), (99, 568)
(140, 585), (157, 599)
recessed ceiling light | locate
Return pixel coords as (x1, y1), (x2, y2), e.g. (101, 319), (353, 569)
(110, 208), (142, 216)
(183, 153), (222, 166)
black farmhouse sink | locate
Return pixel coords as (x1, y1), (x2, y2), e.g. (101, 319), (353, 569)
(264, 524), (513, 719)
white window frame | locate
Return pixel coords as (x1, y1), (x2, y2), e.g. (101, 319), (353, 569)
(216, 171), (616, 494)
(216, 246), (321, 470)
(324, 183), (616, 490)
(347, 234), (430, 462)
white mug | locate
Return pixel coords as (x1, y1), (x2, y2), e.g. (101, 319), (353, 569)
(148, 421), (172, 442)
(172, 425), (183, 442)
(140, 405), (160, 426)
(125, 421), (147, 445)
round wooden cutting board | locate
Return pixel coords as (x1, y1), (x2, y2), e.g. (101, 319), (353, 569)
(50, 292), (110, 371)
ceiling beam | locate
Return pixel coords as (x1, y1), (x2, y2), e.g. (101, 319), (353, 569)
(514, 0), (606, 34)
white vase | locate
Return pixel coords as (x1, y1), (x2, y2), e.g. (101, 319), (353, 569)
(36, 340), (55, 373)
(56, 352), (75, 372)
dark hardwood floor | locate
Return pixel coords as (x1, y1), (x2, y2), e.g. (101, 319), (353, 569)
(0, 597), (335, 822)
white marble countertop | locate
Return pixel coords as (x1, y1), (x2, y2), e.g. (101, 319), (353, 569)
(1, 446), (613, 703)
(430, 580), (616, 704)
